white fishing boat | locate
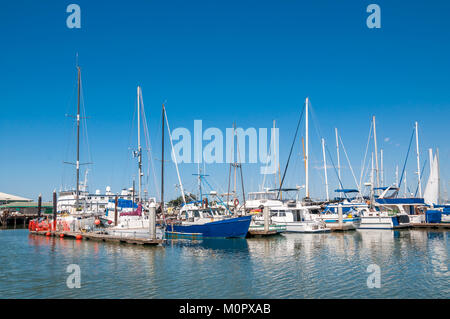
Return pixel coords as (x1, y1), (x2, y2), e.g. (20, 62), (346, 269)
(254, 206), (329, 233)
(245, 190), (284, 211)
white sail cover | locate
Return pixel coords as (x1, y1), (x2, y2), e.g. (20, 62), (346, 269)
(423, 154), (439, 205)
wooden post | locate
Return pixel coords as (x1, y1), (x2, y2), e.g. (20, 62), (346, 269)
(149, 202), (156, 240)
(114, 195), (118, 226)
(338, 203), (343, 227)
(263, 206), (270, 232)
(37, 194), (42, 218)
(53, 190), (57, 231)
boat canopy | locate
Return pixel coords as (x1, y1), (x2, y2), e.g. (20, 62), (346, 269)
(375, 198), (425, 205)
(334, 189), (359, 193)
(181, 200), (202, 207)
(109, 198), (137, 208)
(268, 188), (299, 192)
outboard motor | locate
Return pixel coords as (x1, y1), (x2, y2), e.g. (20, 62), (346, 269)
(398, 214), (410, 224)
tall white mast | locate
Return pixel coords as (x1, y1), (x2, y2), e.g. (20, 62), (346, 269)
(322, 138), (329, 201)
(404, 171), (408, 197)
(415, 121), (422, 197)
(380, 148), (384, 187)
(163, 107), (186, 205)
(335, 127), (341, 182)
(395, 165), (399, 186)
(437, 148), (441, 204)
(305, 97), (309, 199)
(370, 152), (374, 202)
(75, 66), (81, 209)
(373, 116), (380, 192)
(137, 86), (143, 202)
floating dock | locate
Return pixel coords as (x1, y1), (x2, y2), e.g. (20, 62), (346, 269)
(247, 229), (280, 237)
(410, 223), (450, 229)
(327, 224), (356, 231)
(247, 224), (286, 237)
(30, 230), (164, 246)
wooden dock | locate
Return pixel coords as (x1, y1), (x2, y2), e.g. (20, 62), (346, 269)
(327, 223), (356, 231)
(247, 229), (280, 237)
(30, 230), (164, 246)
(410, 223), (450, 229)
(0, 213), (40, 229)
(247, 223), (286, 237)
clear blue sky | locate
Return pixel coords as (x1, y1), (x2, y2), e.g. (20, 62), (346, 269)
(0, 0), (449, 202)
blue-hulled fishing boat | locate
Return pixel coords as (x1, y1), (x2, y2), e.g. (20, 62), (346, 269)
(165, 213), (252, 239)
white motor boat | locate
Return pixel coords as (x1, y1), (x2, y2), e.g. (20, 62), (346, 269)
(255, 206), (329, 233)
(316, 200), (364, 230)
(358, 207), (410, 229)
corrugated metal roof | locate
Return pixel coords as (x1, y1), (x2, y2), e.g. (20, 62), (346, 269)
(0, 192), (32, 202)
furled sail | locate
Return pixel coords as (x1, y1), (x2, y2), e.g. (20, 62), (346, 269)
(423, 154), (439, 205)
(120, 203), (142, 216)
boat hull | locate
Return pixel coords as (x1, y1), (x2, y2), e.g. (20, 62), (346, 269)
(279, 222), (330, 233)
(165, 215), (252, 238)
(358, 216), (410, 229)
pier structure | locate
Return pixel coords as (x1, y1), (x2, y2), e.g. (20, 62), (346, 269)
(30, 230), (164, 246)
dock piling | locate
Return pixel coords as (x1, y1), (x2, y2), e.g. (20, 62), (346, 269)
(338, 204), (343, 227)
(52, 190), (57, 230)
(263, 206), (270, 232)
(114, 195), (118, 226)
(149, 202), (156, 240)
(37, 194), (42, 218)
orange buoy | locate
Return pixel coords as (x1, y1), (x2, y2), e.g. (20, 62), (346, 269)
(75, 235), (83, 240)
(94, 219), (101, 226)
(45, 232), (51, 237)
(59, 234), (65, 238)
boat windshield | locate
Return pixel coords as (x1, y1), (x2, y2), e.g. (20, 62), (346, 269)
(202, 211), (213, 218)
(248, 192), (277, 201)
(271, 209), (290, 217)
(187, 210), (201, 218)
(211, 209), (224, 216)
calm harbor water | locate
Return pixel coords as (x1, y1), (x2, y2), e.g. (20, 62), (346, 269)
(0, 229), (448, 298)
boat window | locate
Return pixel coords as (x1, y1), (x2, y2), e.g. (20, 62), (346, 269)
(190, 211), (200, 218)
(279, 212), (286, 217)
(203, 211), (213, 217)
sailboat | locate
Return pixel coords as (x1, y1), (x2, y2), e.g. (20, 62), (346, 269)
(106, 86), (164, 238)
(358, 117), (413, 229)
(259, 97), (329, 232)
(423, 149), (450, 223)
(28, 65), (112, 233)
(161, 105), (251, 238)
(56, 66), (107, 231)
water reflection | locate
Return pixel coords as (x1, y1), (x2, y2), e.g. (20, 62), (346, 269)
(0, 229), (448, 298)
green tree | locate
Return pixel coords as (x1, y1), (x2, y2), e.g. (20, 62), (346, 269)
(167, 193), (197, 207)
